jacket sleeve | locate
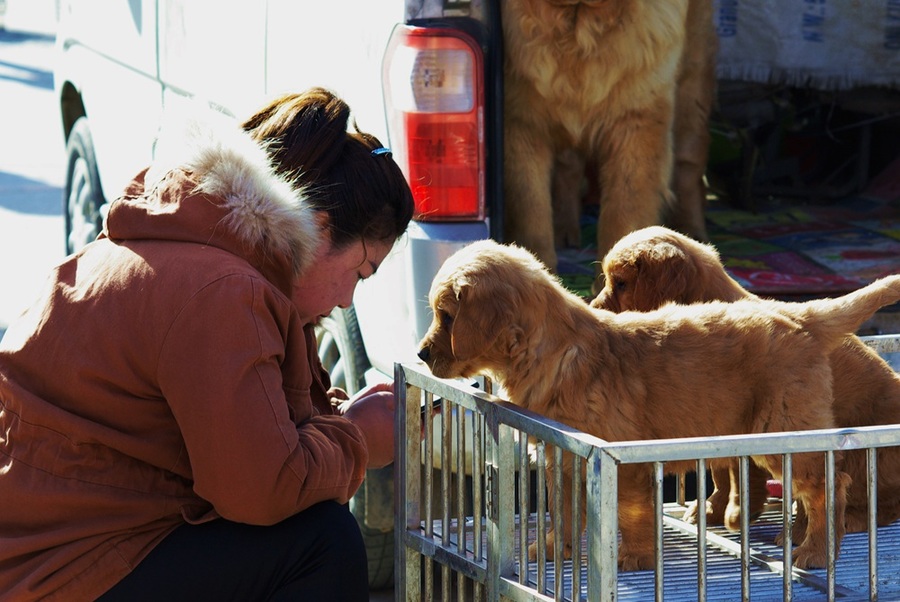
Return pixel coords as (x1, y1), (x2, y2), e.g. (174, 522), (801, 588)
(156, 274), (368, 525)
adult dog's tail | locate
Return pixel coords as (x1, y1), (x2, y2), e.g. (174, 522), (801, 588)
(794, 275), (900, 347)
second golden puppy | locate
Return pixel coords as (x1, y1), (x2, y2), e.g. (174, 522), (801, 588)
(418, 239), (900, 570)
(592, 225), (900, 534)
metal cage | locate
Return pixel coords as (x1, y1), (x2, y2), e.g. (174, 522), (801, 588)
(394, 335), (900, 601)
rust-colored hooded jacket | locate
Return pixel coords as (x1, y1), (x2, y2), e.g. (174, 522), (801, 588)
(0, 110), (369, 600)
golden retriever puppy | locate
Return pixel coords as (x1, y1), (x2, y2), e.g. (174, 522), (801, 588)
(417, 239), (900, 570)
(502, 0), (715, 294)
(592, 225), (900, 534)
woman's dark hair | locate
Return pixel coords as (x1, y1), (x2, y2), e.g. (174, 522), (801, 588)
(241, 87), (414, 248)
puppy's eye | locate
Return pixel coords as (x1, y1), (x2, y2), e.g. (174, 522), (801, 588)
(614, 279), (628, 292)
(440, 310), (454, 328)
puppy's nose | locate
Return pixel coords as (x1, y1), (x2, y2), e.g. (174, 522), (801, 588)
(417, 346), (430, 362)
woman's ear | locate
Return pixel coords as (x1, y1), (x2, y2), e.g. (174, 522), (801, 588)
(315, 210), (331, 232)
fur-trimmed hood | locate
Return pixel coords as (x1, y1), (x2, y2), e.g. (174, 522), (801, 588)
(104, 104), (322, 291)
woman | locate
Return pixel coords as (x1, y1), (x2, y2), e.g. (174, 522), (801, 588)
(0, 88), (414, 600)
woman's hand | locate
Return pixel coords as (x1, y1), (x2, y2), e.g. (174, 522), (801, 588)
(339, 383), (395, 469)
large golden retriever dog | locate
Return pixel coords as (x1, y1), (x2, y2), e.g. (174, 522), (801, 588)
(417, 239), (900, 570)
(592, 225), (900, 534)
(502, 0), (716, 294)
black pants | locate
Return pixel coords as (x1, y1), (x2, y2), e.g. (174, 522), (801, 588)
(98, 500), (368, 602)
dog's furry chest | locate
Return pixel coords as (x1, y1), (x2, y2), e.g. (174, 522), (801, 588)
(503, 1), (685, 145)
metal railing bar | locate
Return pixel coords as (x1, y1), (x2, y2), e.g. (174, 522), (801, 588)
(572, 455), (583, 599)
(441, 400), (452, 548)
(401, 530), (487, 577)
(457, 405), (468, 602)
(498, 577), (556, 602)
(457, 405), (466, 557)
(518, 430), (529, 585)
(396, 365), (420, 600)
(696, 458), (708, 602)
(740, 456), (751, 601)
(783, 453), (794, 602)
(601, 425), (900, 465)
(867, 447), (878, 601)
(423, 389), (437, 601)
(535, 442), (547, 592)
(425, 392), (435, 532)
(860, 334), (900, 354)
(553, 446), (564, 600)
(653, 461), (665, 602)
(592, 450), (619, 601)
(473, 411), (484, 562)
(826, 450), (837, 601)
(493, 421), (518, 597)
(440, 396), (452, 602)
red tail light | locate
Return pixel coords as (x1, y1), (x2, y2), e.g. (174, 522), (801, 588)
(383, 25), (485, 221)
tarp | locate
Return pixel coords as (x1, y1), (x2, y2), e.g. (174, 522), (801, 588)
(714, 0), (900, 90)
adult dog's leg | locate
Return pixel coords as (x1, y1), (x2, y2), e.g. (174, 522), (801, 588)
(592, 98), (675, 294)
(504, 118), (557, 271)
(668, 0), (715, 241)
(552, 148), (586, 250)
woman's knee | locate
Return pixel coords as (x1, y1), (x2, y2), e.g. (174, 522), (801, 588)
(305, 501), (366, 563)
(273, 502), (368, 600)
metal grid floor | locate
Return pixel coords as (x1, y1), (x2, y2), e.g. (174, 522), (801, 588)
(425, 506), (900, 601)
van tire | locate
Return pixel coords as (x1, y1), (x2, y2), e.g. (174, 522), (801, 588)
(316, 307), (395, 590)
(63, 117), (105, 254)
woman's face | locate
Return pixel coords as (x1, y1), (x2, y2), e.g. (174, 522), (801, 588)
(292, 235), (393, 326)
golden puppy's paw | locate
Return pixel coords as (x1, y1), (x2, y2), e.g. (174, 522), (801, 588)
(683, 499), (709, 525)
(723, 501), (765, 532)
(527, 535), (573, 561)
(774, 529), (784, 547)
(723, 503), (742, 531)
(681, 500), (700, 524)
(720, 506), (762, 531)
(683, 497), (727, 526)
(617, 548), (655, 572)
(792, 544), (828, 570)
(843, 509), (869, 534)
(775, 515), (807, 547)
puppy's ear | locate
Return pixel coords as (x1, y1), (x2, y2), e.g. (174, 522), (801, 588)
(636, 241), (696, 308)
(450, 282), (503, 361)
